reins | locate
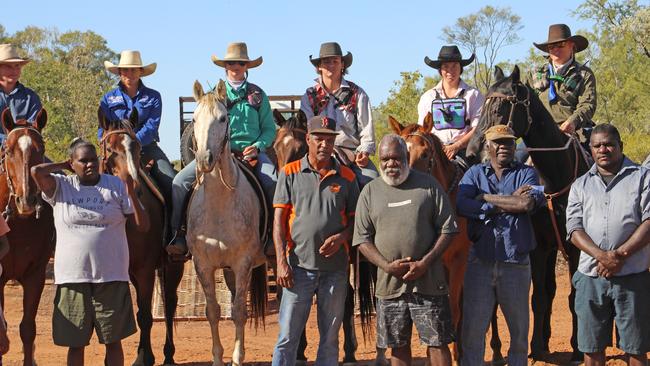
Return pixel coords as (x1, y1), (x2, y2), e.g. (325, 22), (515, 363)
(406, 130), (461, 195)
(99, 128), (136, 174)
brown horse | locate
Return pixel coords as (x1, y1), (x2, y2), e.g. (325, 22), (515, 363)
(389, 114), (470, 364)
(272, 109), (308, 169)
(0, 108), (54, 366)
(98, 109), (184, 366)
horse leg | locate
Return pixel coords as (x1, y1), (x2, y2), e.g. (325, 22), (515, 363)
(162, 262), (184, 366)
(130, 269), (156, 366)
(195, 265), (224, 366)
(489, 304), (505, 366)
(19, 271), (46, 366)
(567, 244), (583, 363)
(445, 251), (467, 365)
(529, 245), (554, 360)
(225, 264), (252, 366)
(342, 283), (358, 365)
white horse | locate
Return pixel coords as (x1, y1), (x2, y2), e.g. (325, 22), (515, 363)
(187, 80), (267, 366)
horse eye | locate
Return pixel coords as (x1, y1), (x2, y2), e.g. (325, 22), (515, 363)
(219, 116), (226, 123)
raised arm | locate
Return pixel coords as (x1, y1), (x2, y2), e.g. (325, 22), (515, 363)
(31, 161), (71, 198)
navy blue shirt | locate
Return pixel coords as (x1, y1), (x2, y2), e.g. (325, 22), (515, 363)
(0, 82), (42, 142)
(98, 81), (162, 146)
(456, 161), (545, 264)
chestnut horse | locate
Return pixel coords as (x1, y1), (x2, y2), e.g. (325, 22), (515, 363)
(272, 109), (308, 169)
(389, 114), (470, 364)
(0, 108), (54, 366)
(98, 110), (184, 366)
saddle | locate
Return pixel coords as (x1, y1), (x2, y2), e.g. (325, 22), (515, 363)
(138, 161), (166, 206)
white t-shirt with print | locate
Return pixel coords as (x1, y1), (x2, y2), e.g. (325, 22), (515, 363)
(43, 174), (134, 284)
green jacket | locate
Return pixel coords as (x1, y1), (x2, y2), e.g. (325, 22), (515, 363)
(226, 81), (276, 153)
(532, 59), (597, 129)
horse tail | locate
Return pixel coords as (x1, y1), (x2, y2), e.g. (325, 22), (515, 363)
(249, 262), (267, 329)
(357, 260), (376, 341)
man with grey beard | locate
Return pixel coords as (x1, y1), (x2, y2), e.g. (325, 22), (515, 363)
(353, 134), (459, 366)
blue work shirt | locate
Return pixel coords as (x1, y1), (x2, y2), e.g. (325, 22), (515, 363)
(98, 81), (161, 146)
(456, 161), (545, 264)
(0, 82), (42, 142)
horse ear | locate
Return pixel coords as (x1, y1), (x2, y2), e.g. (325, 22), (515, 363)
(511, 65), (521, 83)
(193, 80), (204, 101)
(216, 79), (227, 102)
(422, 112), (434, 133)
(1, 108), (15, 134)
(33, 108), (47, 131)
(297, 110), (307, 125)
(129, 107), (139, 128)
(273, 109), (286, 127)
(388, 116), (404, 134)
(494, 66), (505, 82)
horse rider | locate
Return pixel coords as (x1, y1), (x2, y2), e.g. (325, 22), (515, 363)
(456, 125), (545, 366)
(99, 50), (176, 227)
(418, 45), (485, 169)
(0, 44), (42, 143)
(167, 42), (277, 256)
(519, 23), (597, 162)
(271, 116), (359, 366)
(567, 124), (650, 366)
(354, 134), (458, 366)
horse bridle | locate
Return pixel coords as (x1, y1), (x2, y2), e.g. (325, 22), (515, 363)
(405, 131), (463, 195)
(1, 126), (46, 219)
(99, 128), (137, 174)
(485, 82), (533, 138)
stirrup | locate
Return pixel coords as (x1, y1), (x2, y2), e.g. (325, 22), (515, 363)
(166, 230), (188, 255)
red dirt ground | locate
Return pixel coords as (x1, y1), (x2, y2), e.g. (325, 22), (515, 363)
(1, 259), (643, 365)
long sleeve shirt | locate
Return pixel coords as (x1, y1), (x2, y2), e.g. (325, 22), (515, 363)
(225, 81), (276, 153)
(0, 82), (42, 142)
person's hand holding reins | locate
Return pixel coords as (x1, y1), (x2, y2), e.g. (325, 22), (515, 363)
(560, 120), (576, 134)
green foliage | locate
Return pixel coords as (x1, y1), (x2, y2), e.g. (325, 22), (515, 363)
(2, 25), (117, 161)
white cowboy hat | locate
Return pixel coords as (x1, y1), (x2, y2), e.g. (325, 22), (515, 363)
(0, 44), (30, 65)
(211, 42), (263, 68)
(104, 50), (157, 77)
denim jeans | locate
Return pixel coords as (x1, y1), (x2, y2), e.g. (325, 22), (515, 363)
(272, 266), (348, 366)
(170, 152), (277, 232)
(461, 256), (531, 366)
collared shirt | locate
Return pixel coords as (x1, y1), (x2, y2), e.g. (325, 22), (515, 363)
(456, 161), (545, 264)
(566, 157), (650, 277)
(300, 78), (376, 154)
(0, 82), (42, 142)
(225, 81), (276, 153)
(417, 79), (485, 145)
(98, 81), (162, 146)
(273, 155), (359, 272)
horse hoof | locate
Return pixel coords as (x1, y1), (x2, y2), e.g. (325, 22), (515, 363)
(569, 350), (584, 364)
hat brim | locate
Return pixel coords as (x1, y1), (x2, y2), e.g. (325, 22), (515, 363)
(424, 53), (475, 69)
(534, 35), (589, 53)
(211, 55), (263, 69)
(0, 58), (30, 65)
(104, 61), (157, 76)
(308, 129), (340, 135)
(309, 52), (353, 68)
(485, 133), (517, 141)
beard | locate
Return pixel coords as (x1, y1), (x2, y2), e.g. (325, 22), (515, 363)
(380, 166), (410, 187)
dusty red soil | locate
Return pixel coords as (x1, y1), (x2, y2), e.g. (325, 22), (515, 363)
(1, 260), (643, 365)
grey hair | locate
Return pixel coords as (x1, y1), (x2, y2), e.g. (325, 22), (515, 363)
(379, 134), (409, 163)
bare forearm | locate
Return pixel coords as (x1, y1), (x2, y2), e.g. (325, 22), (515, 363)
(31, 161), (69, 197)
(358, 243), (391, 272)
(273, 209), (289, 262)
(619, 220), (650, 258)
(483, 194), (534, 213)
(455, 128), (475, 149)
(421, 233), (456, 266)
(570, 230), (605, 259)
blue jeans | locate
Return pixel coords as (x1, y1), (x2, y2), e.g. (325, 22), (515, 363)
(170, 152), (277, 232)
(272, 266), (348, 366)
(461, 256), (531, 366)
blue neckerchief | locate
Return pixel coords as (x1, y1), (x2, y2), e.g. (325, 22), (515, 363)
(548, 64), (557, 102)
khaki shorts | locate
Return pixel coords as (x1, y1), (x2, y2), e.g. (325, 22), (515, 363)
(52, 281), (136, 347)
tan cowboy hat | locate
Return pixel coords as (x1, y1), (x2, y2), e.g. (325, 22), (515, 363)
(211, 42), (263, 68)
(104, 50), (157, 77)
(0, 44), (30, 65)
(534, 24), (589, 53)
(309, 42), (353, 68)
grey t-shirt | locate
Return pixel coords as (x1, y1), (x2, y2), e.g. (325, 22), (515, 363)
(353, 170), (459, 299)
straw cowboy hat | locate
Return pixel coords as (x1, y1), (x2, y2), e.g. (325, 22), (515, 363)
(534, 24), (589, 53)
(0, 44), (30, 65)
(104, 50), (157, 76)
(425, 45), (475, 69)
(309, 42), (353, 68)
(211, 42), (263, 68)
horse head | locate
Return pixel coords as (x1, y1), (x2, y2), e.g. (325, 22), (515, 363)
(192, 80), (229, 173)
(98, 107), (141, 188)
(1, 108), (47, 217)
(272, 109), (308, 168)
(388, 114), (450, 175)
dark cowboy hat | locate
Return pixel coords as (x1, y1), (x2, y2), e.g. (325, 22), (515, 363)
(309, 42), (353, 68)
(424, 45), (475, 69)
(534, 24), (589, 53)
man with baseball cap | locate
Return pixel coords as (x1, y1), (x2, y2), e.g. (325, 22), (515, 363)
(456, 125), (545, 366)
(271, 116), (359, 366)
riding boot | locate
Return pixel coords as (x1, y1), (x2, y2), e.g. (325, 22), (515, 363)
(166, 185), (194, 256)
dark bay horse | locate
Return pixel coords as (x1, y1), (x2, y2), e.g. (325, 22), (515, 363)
(389, 115), (470, 364)
(98, 110), (184, 366)
(467, 65), (590, 362)
(0, 108), (54, 366)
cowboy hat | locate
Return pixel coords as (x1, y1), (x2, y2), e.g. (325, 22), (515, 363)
(211, 42), (263, 68)
(0, 44), (30, 65)
(425, 45), (475, 69)
(534, 24), (589, 53)
(309, 42), (353, 68)
(104, 50), (157, 76)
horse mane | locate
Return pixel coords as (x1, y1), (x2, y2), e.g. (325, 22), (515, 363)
(283, 114), (307, 131)
(195, 90), (225, 117)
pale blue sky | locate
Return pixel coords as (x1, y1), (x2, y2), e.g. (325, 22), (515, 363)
(4, 0), (593, 159)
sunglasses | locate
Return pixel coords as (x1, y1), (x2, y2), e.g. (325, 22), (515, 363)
(225, 61), (247, 66)
(547, 41), (568, 51)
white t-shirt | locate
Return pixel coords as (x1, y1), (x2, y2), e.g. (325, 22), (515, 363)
(43, 174), (134, 284)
